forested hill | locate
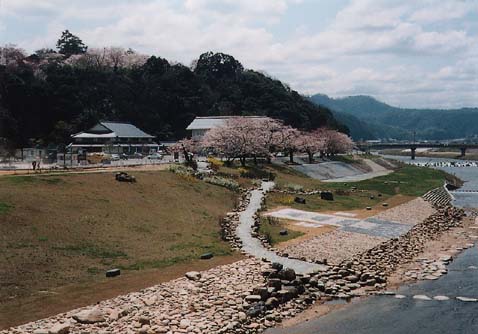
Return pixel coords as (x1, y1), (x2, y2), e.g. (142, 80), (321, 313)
(310, 94), (478, 141)
(0, 39), (345, 148)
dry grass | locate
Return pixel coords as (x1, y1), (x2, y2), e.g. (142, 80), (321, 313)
(0, 171), (237, 327)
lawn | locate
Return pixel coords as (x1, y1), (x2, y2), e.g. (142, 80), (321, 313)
(0, 170), (238, 327)
(266, 164), (451, 213)
(258, 216), (304, 245)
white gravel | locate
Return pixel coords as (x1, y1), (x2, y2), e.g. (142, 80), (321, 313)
(374, 198), (436, 225)
(278, 230), (387, 265)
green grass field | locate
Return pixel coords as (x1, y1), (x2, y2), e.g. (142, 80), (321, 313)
(266, 164), (450, 212)
(258, 216), (304, 245)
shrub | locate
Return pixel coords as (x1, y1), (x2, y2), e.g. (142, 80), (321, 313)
(276, 195), (295, 205)
(169, 164), (195, 178)
(285, 183), (304, 192)
(185, 159), (198, 171)
(335, 189), (350, 196)
(239, 167), (276, 180)
(207, 157), (223, 172)
(203, 176), (240, 191)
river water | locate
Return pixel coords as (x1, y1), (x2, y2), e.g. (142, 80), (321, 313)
(383, 155), (478, 208)
(266, 155), (478, 334)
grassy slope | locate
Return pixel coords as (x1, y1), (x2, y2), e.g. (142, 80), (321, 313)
(266, 164), (448, 213)
(0, 171), (236, 303)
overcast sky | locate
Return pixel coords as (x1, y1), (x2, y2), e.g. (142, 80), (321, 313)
(1, 0), (477, 108)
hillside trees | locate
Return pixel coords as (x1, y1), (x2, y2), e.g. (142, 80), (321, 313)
(0, 30), (347, 148)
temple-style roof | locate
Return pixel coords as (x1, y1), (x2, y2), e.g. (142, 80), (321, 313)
(72, 122), (155, 139)
(186, 116), (268, 130)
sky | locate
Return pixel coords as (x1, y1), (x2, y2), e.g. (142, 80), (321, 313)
(0, 0), (477, 109)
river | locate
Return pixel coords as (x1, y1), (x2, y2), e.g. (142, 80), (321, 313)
(266, 155), (478, 334)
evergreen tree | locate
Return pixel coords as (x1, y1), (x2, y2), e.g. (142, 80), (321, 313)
(56, 30), (87, 57)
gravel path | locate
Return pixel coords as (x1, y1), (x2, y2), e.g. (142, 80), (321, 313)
(278, 230), (387, 265)
(374, 198), (436, 225)
(236, 182), (326, 274)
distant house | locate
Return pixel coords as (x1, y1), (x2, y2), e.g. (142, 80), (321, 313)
(186, 116), (269, 140)
(70, 121), (158, 155)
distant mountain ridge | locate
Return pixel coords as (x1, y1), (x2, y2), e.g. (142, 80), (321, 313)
(310, 94), (478, 140)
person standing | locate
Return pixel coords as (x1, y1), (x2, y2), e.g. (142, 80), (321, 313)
(32, 161), (37, 171)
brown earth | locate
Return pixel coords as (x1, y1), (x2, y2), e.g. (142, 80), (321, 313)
(0, 170), (238, 328)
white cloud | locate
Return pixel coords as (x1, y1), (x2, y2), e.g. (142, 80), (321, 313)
(0, 0), (477, 108)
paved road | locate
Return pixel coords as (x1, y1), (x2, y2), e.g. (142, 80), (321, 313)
(267, 246), (478, 334)
(322, 159), (392, 182)
(236, 181), (326, 274)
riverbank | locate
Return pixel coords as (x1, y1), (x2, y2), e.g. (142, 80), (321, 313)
(266, 155), (478, 333)
(267, 212), (478, 333)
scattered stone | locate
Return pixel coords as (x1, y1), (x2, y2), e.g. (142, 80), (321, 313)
(185, 271), (201, 281)
(48, 323), (70, 334)
(105, 268), (121, 278)
(72, 308), (105, 324)
(433, 295), (450, 301)
(320, 192), (334, 201)
(200, 252), (214, 260)
(456, 296), (478, 302)
(395, 294), (407, 299)
(413, 295), (432, 301)
(115, 172), (136, 183)
(294, 197), (306, 204)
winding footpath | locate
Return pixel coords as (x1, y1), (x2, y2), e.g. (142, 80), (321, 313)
(236, 181), (325, 274)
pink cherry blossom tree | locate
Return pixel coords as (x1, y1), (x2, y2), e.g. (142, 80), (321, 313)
(296, 130), (326, 163)
(202, 117), (262, 166)
(275, 126), (301, 163)
(318, 128), (354, 156)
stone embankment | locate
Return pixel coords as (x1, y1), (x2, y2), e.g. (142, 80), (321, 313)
(238, 206), (466, 329)
(4, 258), (270, 334)
(423, 185), (453, 207)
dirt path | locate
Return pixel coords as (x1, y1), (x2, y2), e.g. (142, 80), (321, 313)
(0, 163), (171, 177)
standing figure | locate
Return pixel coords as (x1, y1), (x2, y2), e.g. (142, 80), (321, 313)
(32, 161), (37, 171)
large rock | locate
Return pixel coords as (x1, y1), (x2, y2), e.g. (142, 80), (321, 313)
(72, 308), (105, 324)
(278, 268), (296, 281)
(294, 197), (306, 204)
(48, 323), (70, 334)
(247, 302), (266, 317)
(320, 191), (334, 201)
(271, 262), (284, 271)
(200, 252), (214, 260)
(265, 297), (280, 309)
(185, 271), (201, 281)
(106, 268), (121, 278)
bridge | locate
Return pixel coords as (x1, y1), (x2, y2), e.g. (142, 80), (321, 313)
(357, 142), (478, 160)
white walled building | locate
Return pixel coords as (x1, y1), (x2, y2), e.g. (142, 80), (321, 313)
(186, 116), (269, 140)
